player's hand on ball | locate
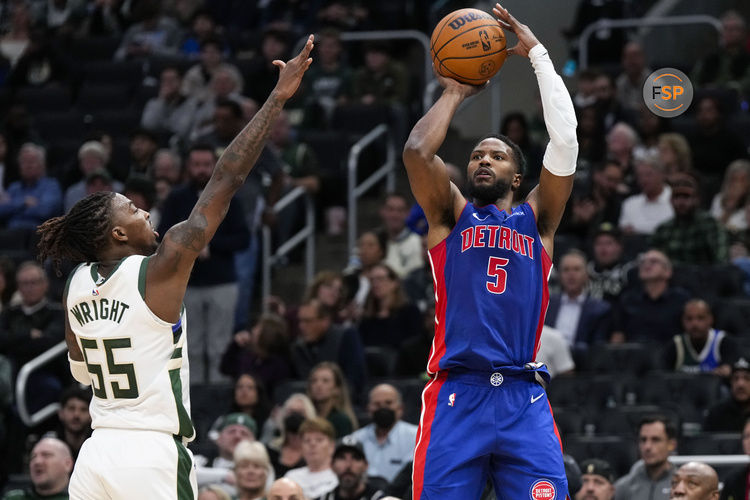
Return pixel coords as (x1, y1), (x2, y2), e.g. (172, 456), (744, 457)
(434, 63), (488, 98)
(492, 3), (540, 58)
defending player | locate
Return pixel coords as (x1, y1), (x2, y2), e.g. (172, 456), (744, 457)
(404, 4), (577, 499)
(36, 36), (315, 500)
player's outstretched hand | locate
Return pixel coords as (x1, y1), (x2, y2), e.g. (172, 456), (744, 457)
(492, 3), (540, 58)
(272, 34), (314, 100)
(433, 63), (487, 98)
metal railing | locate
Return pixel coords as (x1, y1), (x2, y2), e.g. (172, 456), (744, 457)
(262, 186), (316, 307)
(347, 124), (397, 256)
(578, 15), (722, 70)
(15, 341), (67, 426)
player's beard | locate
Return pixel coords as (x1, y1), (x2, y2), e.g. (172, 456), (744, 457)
(468, 177), (512, 206)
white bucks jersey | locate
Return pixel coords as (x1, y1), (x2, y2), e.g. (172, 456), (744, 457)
(66, 255), (194, 441)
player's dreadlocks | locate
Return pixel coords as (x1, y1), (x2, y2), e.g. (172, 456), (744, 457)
(37, 191), (116, 276)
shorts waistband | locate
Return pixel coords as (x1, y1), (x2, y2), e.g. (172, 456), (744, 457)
(443, 369), (541, 387)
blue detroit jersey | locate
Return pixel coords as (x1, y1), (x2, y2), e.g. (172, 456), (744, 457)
(427, 201), (552, 374)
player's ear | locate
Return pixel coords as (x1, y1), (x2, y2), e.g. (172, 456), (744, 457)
(111, 226), (128, 243)
(512, 172), (523, 189)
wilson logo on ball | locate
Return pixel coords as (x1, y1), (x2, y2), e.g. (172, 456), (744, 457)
(448, 11), (491, 30)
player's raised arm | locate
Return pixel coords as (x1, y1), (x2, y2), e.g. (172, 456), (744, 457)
(494, 3), (577, 251)
(148, 35), (314, 320)
(402, 72), (484, 242)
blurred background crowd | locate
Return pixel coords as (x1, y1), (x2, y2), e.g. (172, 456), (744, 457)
(0, 0), (749, 499)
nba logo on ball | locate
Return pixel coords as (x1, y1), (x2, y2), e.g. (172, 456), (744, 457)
(530, 479), (556, 500)
(642, 68), (693, 118)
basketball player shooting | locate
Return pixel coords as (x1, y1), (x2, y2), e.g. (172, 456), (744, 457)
(36, 36), (314, 500)
(404, 4), (577, 500)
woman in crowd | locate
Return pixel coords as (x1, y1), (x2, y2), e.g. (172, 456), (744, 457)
(234, 440), (274, 500)
(358, 263), (422, 349)
(220, 314), (291, 394)
(658, 132), (692, 176)
(711, 159), (750, 241)
(209, 374), (272, 440)
(343, 229), (387, 314)
(306, 361), (357, 438)
(302, 270), (349, 324)
(265, 393), (316, 477)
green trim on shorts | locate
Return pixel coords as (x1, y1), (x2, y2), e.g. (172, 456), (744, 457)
(173, 437), (193, 500)
(169, 367), (195, 439)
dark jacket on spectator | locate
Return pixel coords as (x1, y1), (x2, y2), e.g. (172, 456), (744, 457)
(157, 185), (249, 286)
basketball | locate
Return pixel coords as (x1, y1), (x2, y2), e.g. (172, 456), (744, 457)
(430, 8), (507, 85)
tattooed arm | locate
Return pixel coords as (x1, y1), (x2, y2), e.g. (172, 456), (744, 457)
(146, 36), (314, 322)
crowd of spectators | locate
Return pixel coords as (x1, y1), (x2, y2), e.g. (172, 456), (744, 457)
(0, 0), (749, 498)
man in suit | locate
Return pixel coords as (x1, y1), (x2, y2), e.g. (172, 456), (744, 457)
(545, 250), (612, 352)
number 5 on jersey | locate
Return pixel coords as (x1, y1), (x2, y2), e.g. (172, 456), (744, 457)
(486, 256), (509, 294)
(80, 337), (139, 399)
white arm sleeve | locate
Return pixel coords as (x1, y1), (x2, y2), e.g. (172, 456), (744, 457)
(69, 355), (91, 385)
(529, 44), (578, 176)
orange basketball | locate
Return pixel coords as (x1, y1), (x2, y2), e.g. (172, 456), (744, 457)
(430, 8), (507, 85)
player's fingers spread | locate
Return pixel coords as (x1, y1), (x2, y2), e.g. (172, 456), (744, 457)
(302, 35), (314, 56)
(494, 4), (511, 21)
(507, 44), (518, 57)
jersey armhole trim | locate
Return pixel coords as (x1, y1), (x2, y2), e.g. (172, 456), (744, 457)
(138, 256), (149, 300)
(524, 201), (538, 222)
(428, 200), (470, 251)
(138, 256), (177, 328)
(64, 262), (85, 298)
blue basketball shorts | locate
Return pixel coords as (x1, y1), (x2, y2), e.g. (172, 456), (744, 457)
(412, 370), (569, 500)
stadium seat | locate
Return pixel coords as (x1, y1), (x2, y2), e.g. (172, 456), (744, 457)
(90, 109), (142, 136)
(0, 228), (35, 264)
(364, 346), (397, 378)
(48, 139), (84, 173)
(587, 343), (656, 377)
(547, 374), (621, 411)
(34, 110), (87, 142)
(75, 83), (133, 112)
(715, 298), (750, 336)
(82, 60), (144, 85)
(190, 382), (234, 443)
(331, 103), (390, 134)
(145, 55), (193, 79)
(596, 405), (680, 438)
(298, 130), (353, 174)
(272, 379), (308, 406)
(131, 84), (159, 109)
(551, 406), (587, 439)
(632, 372), (724, 425)
(15, 86), (72, 112)
(563, 435), (638, 479)
(680, 433), (742, 456)
(68, 37), (121, 62)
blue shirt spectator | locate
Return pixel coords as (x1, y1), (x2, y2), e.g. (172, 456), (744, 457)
(0, 143), (61, 229)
